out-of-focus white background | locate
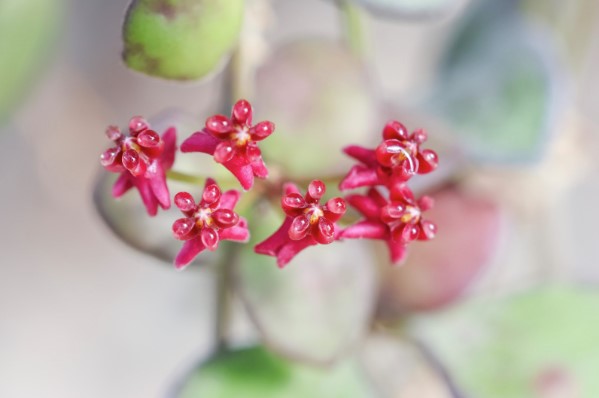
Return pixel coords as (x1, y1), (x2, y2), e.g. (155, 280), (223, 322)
(1, 0), (599, 397)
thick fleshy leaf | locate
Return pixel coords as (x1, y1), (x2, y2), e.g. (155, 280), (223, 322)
(255, 40), (380, 178)
(428, 0), (564, 164)
(360, 333), (454, 398)
(175, 346), (374, 398)
(122, 0), (244, 80)
(412, 287), (599, 398)
(344, 0), (468, 20)
(0, 0), (63, 124)
(235, 206), (377, 365)
(377, 187), (503, 317)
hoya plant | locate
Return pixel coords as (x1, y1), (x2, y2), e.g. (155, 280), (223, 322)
(90, 0), (594, 396)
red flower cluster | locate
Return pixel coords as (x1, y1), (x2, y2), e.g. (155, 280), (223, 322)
(255, 180), (346, 268)
(172, 179), (249, 269)
(99, 102), (438, 269)
(340, 121), (438, 190)
(100, 116), (176, 216)
(181, 99), (274, 190)
(339, 121), (438, 265)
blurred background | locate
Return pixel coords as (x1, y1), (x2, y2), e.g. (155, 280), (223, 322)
(1, 0), (599, 397)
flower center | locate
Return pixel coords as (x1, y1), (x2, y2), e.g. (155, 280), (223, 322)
(233, 127), (251, 146)
(195, 208), (214, 228)
(400, 205), (421, 224)
(305, 205), (324, 224)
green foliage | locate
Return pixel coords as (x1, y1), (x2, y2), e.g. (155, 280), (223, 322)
(122, 0), (244, 80)
(177, 346), (374, 398)
(430, 0), (563, 164)
(414, 286), (599, 397)
(0, 0), (63, 124)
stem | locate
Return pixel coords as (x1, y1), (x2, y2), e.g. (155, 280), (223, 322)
(339, 0), (367, 58)
(414, 339), (467, 398)
(166, 170), (205, 185)
(214, 242), (241, 351)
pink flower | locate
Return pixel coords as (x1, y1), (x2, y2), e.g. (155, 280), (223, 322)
(340, 185), (437, 265)
(181, 99), (275, 190)
(255, 180), (347, 268)
(100, 116), (176, 216)
(339, 121), (439, 191)
(172, 179), (249, 270)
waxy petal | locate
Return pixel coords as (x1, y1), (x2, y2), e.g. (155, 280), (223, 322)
(148, 162), (170, 209)
(205, 114), (233, 134)
(343, 145), (377, 167)
(133, 177), (159, 216)
(340, 220), (388, 240)
(274, 237), (317, 269)
(251, 158), (269, 179)
(112, 173), (133, 198)
(387, 241), (408, 265)
(339, 165), (380, 191)
(255, 218), (293, 257)
(345, 194), (380, 220)
(219, 218), (250, 242)
(223, 155), (254, 190)
(232, 99), (252, 125)
(417, 149), (439, 174)
(220, 189), (241, 210)
(175, 238), (206, 270)
(161, 127), (177, 170)
(180, 131), (219, 154)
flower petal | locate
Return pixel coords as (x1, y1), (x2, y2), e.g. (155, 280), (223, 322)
(340, 220), (388, 240)
(255, 218), (293, 257)
(223, 155), (254, 190)
(148, 162), (170, 209)
(220, 189), (241, 210)
(132, 177), (159, 216)
(339, 165), (379, 191)
(387, 240), (408, 265)
(219, 218), (250, 242)
(275, 237), (317, 268)
(160, 127), (177, 169)
(251, 158), (269, 179)
(343, 145), (377, 167)
(175, 238), (206, 270)
(112, 173), (133, 198)
(180, 130), (219, 154)
(416, 149), (439, 174)
(345, 194), (380, 220)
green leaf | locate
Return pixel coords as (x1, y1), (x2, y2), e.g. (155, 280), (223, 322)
(176, 346), (375, 398)
(255, 40), (380, 178)
(429, 0), (564, 164)
(235, 203), (377, 365)
(344, 0), (467, 19)
(122, 0), (244, 80)
(412, 286), (599, 397)
(0, 0), (63, 124)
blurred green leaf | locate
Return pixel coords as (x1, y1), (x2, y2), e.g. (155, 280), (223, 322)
(343, 0), (467, 19)
(122, 0), (244, 80)
(413, 286), (599, 397)
(235, 203), (377, 365)
(429, 0), (564, 164)
(0, 0), (63, 124)
(255, 40), (380, 178)
(377, 187), (503, 317)
(176, 346), (375, 398)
